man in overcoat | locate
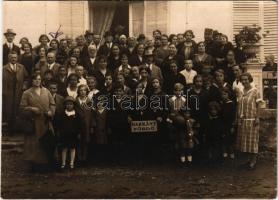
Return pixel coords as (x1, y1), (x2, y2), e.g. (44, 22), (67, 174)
(3, 51), (28, 133)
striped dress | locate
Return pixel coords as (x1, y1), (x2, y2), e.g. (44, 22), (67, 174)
(236, 87), (262, 153)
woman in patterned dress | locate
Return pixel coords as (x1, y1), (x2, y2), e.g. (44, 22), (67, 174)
(236, 73), (263, 170)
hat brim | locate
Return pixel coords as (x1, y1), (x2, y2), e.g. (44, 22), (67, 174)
(4, 32), (16, 36)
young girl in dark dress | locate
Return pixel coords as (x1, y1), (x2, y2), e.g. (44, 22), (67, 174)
(203, 101), (223, 163)
(220, 88), (236, 160)
(57, 96), (82, 169)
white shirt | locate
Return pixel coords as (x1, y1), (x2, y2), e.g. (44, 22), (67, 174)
(66, 87), (78, 99)
(67, 67), (76, 76)
(179, 69), (197, 84)
(65, 110), (76, 116)
(90, 57), (96, 65)
(118, 65), (131, 72)
(77, 77), (87, 87)
(9, 63), (17, 72)
(99, 69), (107, 77)
(6, 42), (13, 50)
(48, 62), (55, 70)
(88, 89), (99, 100)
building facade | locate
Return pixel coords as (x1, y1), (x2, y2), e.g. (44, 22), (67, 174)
(3, 1), (278, 63)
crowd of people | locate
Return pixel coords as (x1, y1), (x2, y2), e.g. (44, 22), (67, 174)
(2, 27), (265, 172)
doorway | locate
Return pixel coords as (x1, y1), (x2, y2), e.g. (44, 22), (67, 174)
(89, 1), (129, 37)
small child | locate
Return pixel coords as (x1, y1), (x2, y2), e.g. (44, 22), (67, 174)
(179, 59), (197, 87)
(76, 65), (87, 86)
(220, 88), (236, 159)
(57, 96), (82, 169)
(76, 84), (92, 163)
(181, 110), (196, 165)
(87, 76), (100, 100)
(101, 74), (113, 95)
(167, 83), (188, 164)
(203, 101), (223, 163)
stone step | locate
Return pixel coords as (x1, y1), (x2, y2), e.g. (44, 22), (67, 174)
(2, 141), (24, 150)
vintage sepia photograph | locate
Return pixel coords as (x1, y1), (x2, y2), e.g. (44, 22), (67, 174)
(1, 0), (277, 198)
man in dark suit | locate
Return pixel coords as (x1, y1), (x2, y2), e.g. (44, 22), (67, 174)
(48, 81), (64, 117)
(97, 31), (113, 57)
(40, 52), (60, 78)
(3, 51), (28, 133)
(139, 49), (164, 83)
(81, 44), (98, 73)
(3, 29), (20, 65)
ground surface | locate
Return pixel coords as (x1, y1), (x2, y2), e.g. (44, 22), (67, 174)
(1, 137), (277, 199)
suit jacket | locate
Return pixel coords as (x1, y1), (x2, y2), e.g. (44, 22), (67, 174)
(81, 56), (98, 72)
(40, 62), (60, 77)
(3, 63), (28, 121)
(139, 63), (164, 83)
(177, 40), (197, 60)
(53, 94), (64, 116)
(3, 43), (20, 65)
(129, 54), (145, 67)
(91, 69), (113, 90)
(97, 42), (113, 57)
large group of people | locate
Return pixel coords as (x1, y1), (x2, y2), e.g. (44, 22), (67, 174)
(2, 27), (265, 172)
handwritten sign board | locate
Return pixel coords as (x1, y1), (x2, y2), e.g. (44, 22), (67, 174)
(131, 120), (158, 133)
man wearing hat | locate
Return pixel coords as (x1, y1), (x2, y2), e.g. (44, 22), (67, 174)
(81, 30), (94, 59)
(84, 30), (94, 46)
(139, 48), (163, 83)
(97, 31), (114, 57)
(3, 51), (28, 134)
(204, 28), (214, 55)
(3, 29), (20, 65)
(137, 34), (146, 44)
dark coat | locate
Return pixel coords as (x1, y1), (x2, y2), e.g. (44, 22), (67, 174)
(163, 73), (186, 95)
(139, 63), (164, 83)
(19, 53), (36, 76)
(3, 63), (28, 123)
(3, 43), (20, 65)
(91, 69), (113, 90)
(97, 42), (113, 57)
(107, 56), (121, 72)
(75, 98), (93, 144)
(53, 76), (68, 97)
(129, 54), (145, 67)
(192, 53), (214, 74)
(53, 94), (64, 116)
(92, 109), (108, 144)
(56, 111), (82, 148)
(81, 56), (98, 72)
(161, 54), (185, 77)
(39, 62), (60, 78)
(177, 40), (197, 60)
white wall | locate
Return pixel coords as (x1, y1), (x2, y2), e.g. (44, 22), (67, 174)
(3, 1), (60, 46)
(3, 1), (89, 46)
(169, 1), (233, 42)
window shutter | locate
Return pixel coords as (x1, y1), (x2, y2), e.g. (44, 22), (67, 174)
(59, 2), (85, 38)
(145, 1), (168, 37)
(263, 1), (278, 63)
(233, 1), (260, 39)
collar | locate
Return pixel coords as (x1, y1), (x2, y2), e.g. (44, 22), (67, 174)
(65, 110), (76, 116)
(171, 95), (186, 102)
(118, 65), (131, 71)
(48, 62), (55, 68)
